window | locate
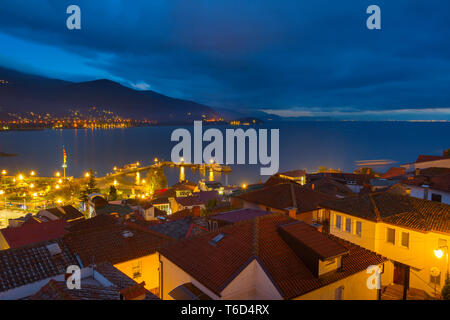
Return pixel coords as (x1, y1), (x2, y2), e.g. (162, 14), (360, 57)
(335, 215), (342, 229)
(387, 228), (395, 244)
(401, 232), (409, 248)
(345, 218), (352, 233)
(431, 193), (442, 203)
(356, 221), (362, 237)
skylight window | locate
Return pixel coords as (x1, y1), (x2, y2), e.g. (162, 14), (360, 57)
(209, 233), (226, 246)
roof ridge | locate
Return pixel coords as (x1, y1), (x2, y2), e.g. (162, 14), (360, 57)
(368, 193), (381, 221)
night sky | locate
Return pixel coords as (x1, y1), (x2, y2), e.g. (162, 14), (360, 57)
(0, 0), (449, 120)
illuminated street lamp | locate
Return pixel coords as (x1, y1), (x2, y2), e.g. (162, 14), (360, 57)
(242, 183), (247, 189)
(55, 171), (61, 177)
(1, 170), (6, 175)
(30, 183), (35, 188)
(113, 180), (118, 186)
(57, 199), (62, 204)
(55, 184), (60, 189)
(154, 158), (158, 163)
(434, 242), (449, 281)
(30, 171), (36, 176)
(85, 172), (90, 178)
(18, 174), (24, 181)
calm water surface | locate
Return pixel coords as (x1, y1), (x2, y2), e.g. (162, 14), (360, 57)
(0, 122), (449, 186)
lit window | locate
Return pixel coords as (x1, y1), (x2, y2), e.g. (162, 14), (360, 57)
(335, 215), (342, 229)
(345, 218), (351, 233)
(356, 221), (362, 237)
(387, 228), (395, 244)
(401, 232), (409, 248)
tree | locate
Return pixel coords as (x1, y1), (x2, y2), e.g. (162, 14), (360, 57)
(145, 168), (168, 195)
(109, 185), (118, 201)
(201, 198), (218, 216)
(79, 169), (100, 202)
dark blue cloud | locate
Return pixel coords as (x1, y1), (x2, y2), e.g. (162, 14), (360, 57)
(0, 0), (449, 119)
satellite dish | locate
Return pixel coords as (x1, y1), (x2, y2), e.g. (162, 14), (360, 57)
(430, 267), (441, 277)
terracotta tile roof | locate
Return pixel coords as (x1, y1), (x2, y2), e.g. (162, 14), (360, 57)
(175, 191), (221, 207)
(30, 263), (159, 300)
(381, 167), (407, 179)
(211, 208), (273, 223)
(234, 182), (334, 213)
(416, 155), (450, 163)
(0, 239), (78, 292)
(158, 214), (386, 299)
(305, 177), (354, 198)
(0, 219), (68, 249)
(149, 217), (209, 240)
(278, 222), (348, 260)
(307, 172), (373, 186)
(62, 215), (169, 266)
(320, 192), (450, 233)
(42, 205), (84, 221)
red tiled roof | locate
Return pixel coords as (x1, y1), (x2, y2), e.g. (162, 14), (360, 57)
(43, 205), (84, 221)
(278, 222), (348, 260)
(234, 182), (334, 213)
(30, 263), (159, 300)
(175, 191), (220, 207)
(320, 192), (450, 233)
(211, 208), (273, 223)
(62, 215), (169, 266)
(158, 214), (386, 299)
(381, 167), (406, 179)
(0, 239), (78, 292)
(416, 155), (450, 163)
(0, 219), (68, 249)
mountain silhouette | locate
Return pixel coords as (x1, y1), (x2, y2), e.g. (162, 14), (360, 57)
(0, 67), (217, 122)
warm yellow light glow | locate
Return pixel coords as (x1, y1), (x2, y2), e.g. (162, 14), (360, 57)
(18, 174), (24, 180)
(55, 184), (60, 189)
(180, 157), (184, 163)
(57, 199), (62, 203)
(30, 171), (36, 176)
(30, 183), (35, 188)
(55, 171), (61, 177)
(136, 162), (140, 166)
(242, 183), (247, 189)
(210, 158), (214, 164)
(58, 179), (62, 184)
(113, 180), (118, 186)
(32, 193), (38, 198)
(85, 172), (90, 178)
(435, 249), (444, 259)
(154, 158), (158, 162)
(113, 166), (117, 171)
(0, 190), (4, 195)
(142, 179), (146, 184)
(1, 170), (6, 175)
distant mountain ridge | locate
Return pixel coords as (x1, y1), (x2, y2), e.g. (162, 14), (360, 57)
(0, 67), (217, 122)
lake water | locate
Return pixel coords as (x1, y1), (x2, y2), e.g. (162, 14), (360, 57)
(0, 121), (449, 186)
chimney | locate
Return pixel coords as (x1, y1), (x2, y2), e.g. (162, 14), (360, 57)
(192, 206), (201, 217)
(286, 207), (297, 219)
(119, 281), (147, 300)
